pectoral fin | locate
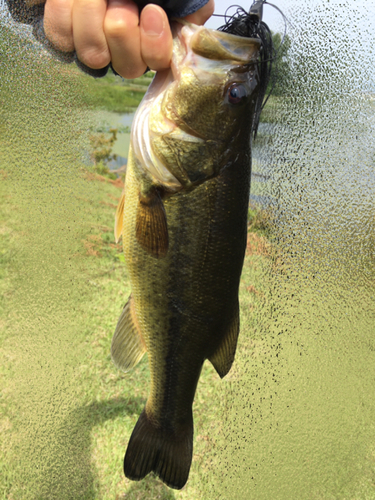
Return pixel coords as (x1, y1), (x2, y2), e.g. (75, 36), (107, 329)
(111, 296), (146, 372)
(114, 191), (125, 243)
(136, 190), (168, 258)
(208, 301), (240, 378)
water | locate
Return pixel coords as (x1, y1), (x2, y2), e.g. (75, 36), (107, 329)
(91, 110), (136, 170)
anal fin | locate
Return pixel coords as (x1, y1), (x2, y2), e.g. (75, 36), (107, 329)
(208, 300), (240, 378)
(136, 190), (168, 258)
(111, 296), (146, 372)
(114, 191), (125, 244)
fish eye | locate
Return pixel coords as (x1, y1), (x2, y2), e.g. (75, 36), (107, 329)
(227, 83), (248, 105)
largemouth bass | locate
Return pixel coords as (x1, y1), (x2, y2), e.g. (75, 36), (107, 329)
(112, 21), (261, 490)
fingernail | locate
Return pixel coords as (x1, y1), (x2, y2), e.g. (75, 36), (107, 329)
(142, 5), (164, 36)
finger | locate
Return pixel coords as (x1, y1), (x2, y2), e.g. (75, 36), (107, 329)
(72, 0), (110, 69)
(104, 0), (147, 79)
(185, 0), (215, 25)
(140, 4), (173, 71)
(44, 0), (74, 52)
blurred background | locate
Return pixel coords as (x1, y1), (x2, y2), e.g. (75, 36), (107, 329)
(1, 1), (374, 499)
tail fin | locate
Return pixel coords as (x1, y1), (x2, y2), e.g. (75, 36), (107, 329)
(124, 409), (193, 490)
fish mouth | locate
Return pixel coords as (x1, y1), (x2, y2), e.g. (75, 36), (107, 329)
(130, 22), (260, 189)
(144, 42), (206, 142)
(131, 63), (205, 190)
(134, 58), (205, 141)
(140, 22), (210, 142)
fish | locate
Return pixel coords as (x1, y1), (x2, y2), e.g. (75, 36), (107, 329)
(112, 20), (262, 490)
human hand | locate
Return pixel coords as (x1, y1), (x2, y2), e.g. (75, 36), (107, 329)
(38, 0), (214, 78)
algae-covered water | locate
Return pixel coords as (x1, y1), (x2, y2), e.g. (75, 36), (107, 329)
(1, 1), (374, 499)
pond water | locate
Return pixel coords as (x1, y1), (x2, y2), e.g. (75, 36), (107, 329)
(91, 110), (136, 170)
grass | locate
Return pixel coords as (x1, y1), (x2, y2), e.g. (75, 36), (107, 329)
(0, 39), (278, 497)
(258, 95), (283, 123)
(79, 69), (153, 113)
(0, 163), (271, 499)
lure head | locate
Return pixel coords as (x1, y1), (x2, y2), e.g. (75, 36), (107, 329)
(131, 22), (261, 191)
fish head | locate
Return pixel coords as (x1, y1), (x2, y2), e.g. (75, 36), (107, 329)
(131, 22), (261, 191)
